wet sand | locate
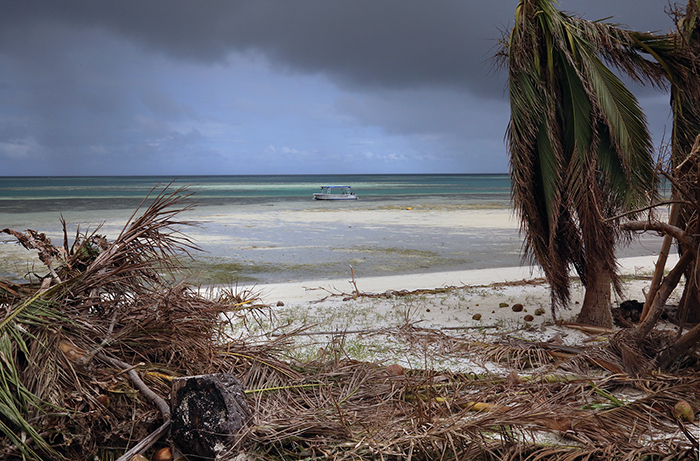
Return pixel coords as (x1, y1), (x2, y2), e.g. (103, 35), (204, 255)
(1, 202), (667, 285)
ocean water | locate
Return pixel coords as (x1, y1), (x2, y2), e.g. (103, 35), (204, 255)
(0, 174), (660, 285)
(0, 174), (511, 212)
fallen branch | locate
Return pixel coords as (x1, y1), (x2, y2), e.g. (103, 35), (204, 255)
(561, 322), (615, 335)
(99, 353), (173, 460)
(302, 277), (551, 304)
(349, 265), (360, 298)
(98, 353), (171, 420)
(635, 250), (694, 343)
(620, 220), (697, 250)
(115, 421), (170, 461)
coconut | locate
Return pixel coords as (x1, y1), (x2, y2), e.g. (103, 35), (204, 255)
(386, 364), (404, 376)
(674, 400), (694, 422)
(153, 447), (173, 461)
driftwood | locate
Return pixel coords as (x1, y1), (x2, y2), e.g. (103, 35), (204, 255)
(98, 353), (171, 420)
(171, 373), (251, 459)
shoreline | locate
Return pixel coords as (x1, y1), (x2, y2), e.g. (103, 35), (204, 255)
(256, 254), (678, 305)
(226, 253), (683, 369)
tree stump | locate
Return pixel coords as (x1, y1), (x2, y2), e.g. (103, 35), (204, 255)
(170, 373), (251, 459)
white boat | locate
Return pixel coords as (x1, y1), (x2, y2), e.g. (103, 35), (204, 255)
(313, 185), (358, 200)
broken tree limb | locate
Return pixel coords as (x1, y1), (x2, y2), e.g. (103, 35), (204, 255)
(97, 353), (171, 420)
(115, 420), (170, 461)
(635, 250), (694, 343)
(641, 201), (681, 322)
(620, 220), (697, 250)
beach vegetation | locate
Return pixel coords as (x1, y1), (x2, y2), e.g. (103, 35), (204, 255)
(500, 0), (700, 332)
(186, 258), (280, 284)
(344, 244), (438, 258)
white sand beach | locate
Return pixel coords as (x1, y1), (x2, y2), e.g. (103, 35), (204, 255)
(259, 254), (670, 304)
(225, 252), (683, 371)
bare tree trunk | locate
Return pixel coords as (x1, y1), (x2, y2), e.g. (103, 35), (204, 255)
(640, 202), (680, 322)
(635, 250), (694, 342)
(576, 260), (613, 328)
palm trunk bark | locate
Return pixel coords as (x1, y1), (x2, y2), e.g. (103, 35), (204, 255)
(576, 259), (613, 328)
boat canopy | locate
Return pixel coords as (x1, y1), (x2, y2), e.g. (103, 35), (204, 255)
(313, 184), (357, 200)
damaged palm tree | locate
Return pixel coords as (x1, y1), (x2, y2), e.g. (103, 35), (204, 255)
(606, 1), (700, 372)
(0, 186), (262, 460)
(500, 0), (658, 328)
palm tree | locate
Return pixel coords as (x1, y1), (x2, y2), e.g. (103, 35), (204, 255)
(666, 0), (700, 324)
(503, 0), (657, 327)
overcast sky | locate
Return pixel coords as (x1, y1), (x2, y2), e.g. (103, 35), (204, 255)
(0, 1), (677, 176)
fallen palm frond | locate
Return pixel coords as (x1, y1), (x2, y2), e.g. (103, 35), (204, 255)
(224, 340), (700, 460)
(0, 185), (279, 460)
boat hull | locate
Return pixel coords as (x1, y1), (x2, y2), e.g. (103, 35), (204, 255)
(313, 193), (358, 200)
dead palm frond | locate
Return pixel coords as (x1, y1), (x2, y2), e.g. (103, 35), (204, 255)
(0, 185), (272, 459)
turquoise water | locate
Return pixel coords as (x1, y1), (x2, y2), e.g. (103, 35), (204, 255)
(0, 174), (662, 285)
(0, 174), (511, 212)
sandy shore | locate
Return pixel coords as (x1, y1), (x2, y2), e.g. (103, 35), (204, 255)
(225, 253), (683, 370)
(259, 254), (677, 306)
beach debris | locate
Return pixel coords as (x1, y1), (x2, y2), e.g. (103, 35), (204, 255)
(499, 302), (509, 308)
(511, 303), (523, 312)
(506, 371), (520, 386)
(171, 373), (251, 459)
(96, 394), (110, 408)
(153, 447), (172, 461)
(535, 307), (545, 315)
(523, 314), (534, 322)
(58, 338), (86, 363)
(0, 186), (279, 460)
(612, 299), (644, 327)
(460, 401), (502, 412)
(472, 313), (482, 320)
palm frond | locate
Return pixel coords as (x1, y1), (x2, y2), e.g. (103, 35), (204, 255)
(504, 0), (657, 313)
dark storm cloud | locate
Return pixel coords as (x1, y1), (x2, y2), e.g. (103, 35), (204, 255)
(3, 1), (675, 97)
(2, 1), (512, 97)
(0, 1), (680, 175)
